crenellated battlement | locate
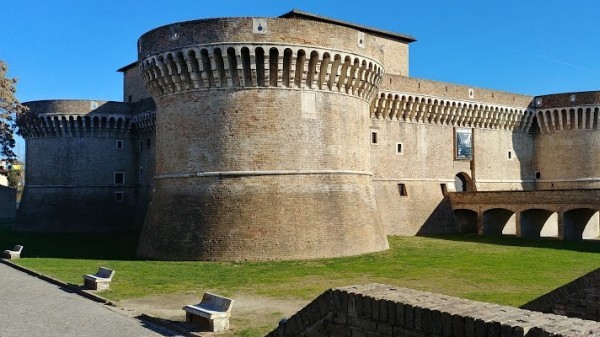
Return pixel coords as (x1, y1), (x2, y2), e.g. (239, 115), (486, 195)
(20, 99), (157, 139)
(20, 100), (133, 139)
(371, 90), (535, 132)
(21, 114), (133, 139)
(534, 105), (600, 133)
(132, 110), (155, 137)
(139, 44), (384, 101)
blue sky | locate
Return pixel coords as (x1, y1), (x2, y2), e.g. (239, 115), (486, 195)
(3, 0), (600, 159)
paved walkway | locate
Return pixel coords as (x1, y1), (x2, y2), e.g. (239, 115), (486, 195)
(0, 262), (181, 337)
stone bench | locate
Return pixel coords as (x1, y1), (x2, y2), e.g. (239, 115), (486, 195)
(183, 293), (234, 332)
(83, 267), (115, 291)
(3, 245), (23, 259)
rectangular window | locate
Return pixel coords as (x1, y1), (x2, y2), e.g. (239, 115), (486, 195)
(114, 172), (125, 185)
(146, 138), (151, 149)
(116, 140), (123, 149)
(396, 143), (403, 155)
(128, 95), (133, 103)
(139, 140), (144, 153)
(114, 191), (124, 202)
(139, 167), (144, 181)
(371, 131), (378, 144)
(508, 150), (512, 160)
(454, 128), (473, 160)
(535, 171), (541, 179)
(398, 183), (408, 197)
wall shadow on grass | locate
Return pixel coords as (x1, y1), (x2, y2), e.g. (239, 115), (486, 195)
(0, 227), (140, 260)
(427, 233), (600, 254)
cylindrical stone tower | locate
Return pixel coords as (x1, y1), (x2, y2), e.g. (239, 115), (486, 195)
(16, 100), (144, 231)
(136, 17), (389, 260)
(533, 92), (600, 190)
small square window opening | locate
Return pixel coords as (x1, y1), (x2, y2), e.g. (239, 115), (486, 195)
(396, 143), (403, 155)
(398, 183), (408, 196)
(114, 191), (124, 202)
(371, 131), (378, 144)
(116, 140), (123, 149)
(114, 172), (125, 185)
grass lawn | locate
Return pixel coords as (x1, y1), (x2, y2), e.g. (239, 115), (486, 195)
(2, 226), (600, 335)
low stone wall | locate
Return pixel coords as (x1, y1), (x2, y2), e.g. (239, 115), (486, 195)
(522, 268), (600, 322)
(0, 185), (16, 223)
(268, 284), (600, 337)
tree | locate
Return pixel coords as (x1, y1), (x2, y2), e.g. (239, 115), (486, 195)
(0, 60), (27, 161)
(7, 166), (22, 189)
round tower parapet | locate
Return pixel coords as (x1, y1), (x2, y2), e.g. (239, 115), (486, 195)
(532, 92), (600, 189)
(16, 100), (141, 231)
(136, 17), (389, 261)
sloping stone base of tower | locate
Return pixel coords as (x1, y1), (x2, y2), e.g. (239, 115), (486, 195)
(15, 186), (149, 232)
(136, 174), (389, 261)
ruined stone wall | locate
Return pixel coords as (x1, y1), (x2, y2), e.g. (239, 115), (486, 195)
(268, 284), (600, 337)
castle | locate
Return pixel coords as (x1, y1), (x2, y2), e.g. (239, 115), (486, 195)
(15, 10), (600, 260)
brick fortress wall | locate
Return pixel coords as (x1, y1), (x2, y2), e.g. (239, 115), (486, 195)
(135, 17), (400, 260)
(16, 100), (153, 231)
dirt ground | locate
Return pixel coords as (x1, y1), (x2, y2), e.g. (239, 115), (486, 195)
(117, 293), (310, 336)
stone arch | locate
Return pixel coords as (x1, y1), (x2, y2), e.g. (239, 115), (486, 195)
(483, 208), (516, 235)
(255, 47), (265, 86)
(346, 58), (360, 94)
(357, 59), (368, 97)
(327, 54), (341, 90)
(240, 47), (252, 86)
(390, 95), (400, 120)
(520, 209), (558, 239)
(337, 56), (351, 92)
(200, 49), (213, 87)
(108, 116), (116, 137)
(364, 62), (374, 98)
(100, 116), (108, 137)
(453, 209), (478, 233)
(176, 51), (191, 90)
(212, 48), (226, 87)
(306, 50), (319, 89)
(282, 48), (293, 87)
(294, 49), (306, 88)
(318, 52), (330, 90)
(563, 208), (599, 241)
(454, 172), (475, 192)
(227, 47), (240, 87)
